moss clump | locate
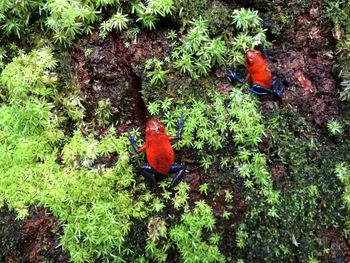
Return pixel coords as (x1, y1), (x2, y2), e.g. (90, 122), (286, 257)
(170, 201), (225, 263)
(0, 49), (153, 262)
(232, 107), (347, 262)
(325, 0), (350, 101)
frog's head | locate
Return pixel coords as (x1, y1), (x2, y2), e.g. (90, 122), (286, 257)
(146, 118), (166, 138)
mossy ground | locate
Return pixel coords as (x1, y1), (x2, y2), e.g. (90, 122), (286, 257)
(1, 0), (349, 262)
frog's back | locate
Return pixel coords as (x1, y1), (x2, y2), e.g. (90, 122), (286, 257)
(146, 136), (174, 175)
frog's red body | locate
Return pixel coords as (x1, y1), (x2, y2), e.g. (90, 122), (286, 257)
(143, 119), (174, 175)
(128, 117), (185, 187)
(244, 50), (273, 89)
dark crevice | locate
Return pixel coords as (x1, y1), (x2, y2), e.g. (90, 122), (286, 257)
(128, 70), (148, 126)
(112, 35), (148, 126)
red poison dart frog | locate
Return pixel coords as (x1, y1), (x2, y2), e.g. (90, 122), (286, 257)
(226, 47), (284, 98)
(128, 117), (185, 187)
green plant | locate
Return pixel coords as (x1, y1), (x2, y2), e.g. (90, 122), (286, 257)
(308, 257), (320, 263)
(326, 0), (350, 101)
(145, 216), (169, 262)
(61, 94), (85, 122)
(327, 120), (343, 135)
(339, 68), (350, 101)
(236, 224), (248, 249)
(335, 163), (350, 233)
(231, 8), (262, 31)
(172, 17), (226, 78)
(0, 48), (7, 69)
(172, 0), (207, 27)
(145, 58), (169, 86)
(43, 0), (97, 44)
(234, 108), (347, 262)
(199, 183), (209, 196)
(173, 182), (190, 210)
(226, 8), (268, 68)
(222, 210), (231, 220)
(224, 190), (233, 202)
(148, 89), (265, 169)
(95, 99), (113, 127)
(100, 9), (129, 38)
(170, 201), (225, 262)
(147, 0), (175, 16)
(131, 0), (175, 30)
(0, 1), (43, 38)
(0, 49), (159, 262)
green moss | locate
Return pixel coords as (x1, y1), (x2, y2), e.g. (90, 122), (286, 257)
(325, 0), (350, 101)
(170, 201), (225, 263)
(0, 49), (155, 262)
(172, 0), (208, 27)
(231, 107), (347, 262)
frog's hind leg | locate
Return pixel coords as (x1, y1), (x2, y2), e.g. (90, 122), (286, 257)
(169, 164), (186, 187)
(249, 83), (277, 97)
(139, 163), (157, 185)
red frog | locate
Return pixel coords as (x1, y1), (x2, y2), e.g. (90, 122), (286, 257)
(128, 117), (185, 187)
(226, 47), (284, 98)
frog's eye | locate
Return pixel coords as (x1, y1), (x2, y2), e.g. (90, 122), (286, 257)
(246, 58), (251, 66)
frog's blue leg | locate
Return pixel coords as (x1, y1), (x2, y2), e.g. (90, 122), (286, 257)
(226, 69), (245, 84)
(250, 78), (284, 99)
(257, 45), (269, 59)
(140, 163), (157, 185)
(169, 164), (186, 187)
(271, 77), (284, 98)
(128, 132), (140, 152)
(169, 116), (185, 141)
(249, 83), (275, 96)
(176, 117), (184, 139)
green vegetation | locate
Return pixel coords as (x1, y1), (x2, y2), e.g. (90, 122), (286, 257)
(170, 201), (224, 263)
(146, 90), (265, 166)
(232, 107), (347, 262)
(0, 1), (349, 263)
(0, 0), (176, 44)
(327, 120), (343, 135)
(170, 17), (226, 79)
(326, 0), (350, 101)
(335, 163), (350, 234)
(145, 58), (169, 86)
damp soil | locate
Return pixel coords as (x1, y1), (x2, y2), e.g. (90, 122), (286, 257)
(0, 205), (68, 263)
(1, 2), (349, 262)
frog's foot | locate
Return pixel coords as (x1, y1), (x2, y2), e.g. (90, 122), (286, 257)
(169, 164), (186, 187)
(225, 69), (245, 84)
(139, 163), (157, 185)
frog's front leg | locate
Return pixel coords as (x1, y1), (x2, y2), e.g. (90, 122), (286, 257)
(257, 45), (269, 59)
(226, 69), (246, 84)
(169, 163), (186, 187)
(128, 132), (146, 153)
(139, 163), (157, 185)
(168, 116), (184, 141)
